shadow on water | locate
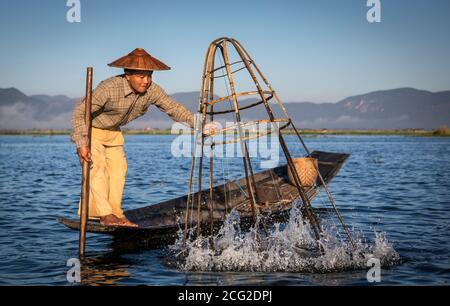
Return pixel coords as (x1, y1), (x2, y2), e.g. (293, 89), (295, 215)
(108, 236), (170, 255)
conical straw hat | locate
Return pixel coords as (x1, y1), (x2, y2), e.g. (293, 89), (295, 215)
(108, 48), (170, 71)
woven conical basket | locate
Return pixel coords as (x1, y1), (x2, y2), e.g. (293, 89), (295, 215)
(287, 157), (318, 187)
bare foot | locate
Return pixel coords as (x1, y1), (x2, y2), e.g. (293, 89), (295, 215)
(99, 214), (124, 227)
(118, 216), (138, 228)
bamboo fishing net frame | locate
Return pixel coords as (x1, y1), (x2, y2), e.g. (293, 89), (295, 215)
(183, 37), (354, 248)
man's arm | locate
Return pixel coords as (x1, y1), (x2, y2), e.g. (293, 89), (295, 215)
(71, 81), (110, 162)
(150, 83), (195, 128)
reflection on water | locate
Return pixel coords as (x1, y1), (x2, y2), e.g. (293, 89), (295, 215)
(0, 135), (449, 285)
(80, 256), (131, 286)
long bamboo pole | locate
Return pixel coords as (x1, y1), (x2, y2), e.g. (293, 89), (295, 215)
(184, 43), (215, 245)
(79, 67), (93, 260)
(208, 46), (217, 240)
(220, 42), (259, 225)
(192, 43), (216, 240)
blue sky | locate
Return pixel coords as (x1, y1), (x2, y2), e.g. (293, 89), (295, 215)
(0, 0), (449, 102)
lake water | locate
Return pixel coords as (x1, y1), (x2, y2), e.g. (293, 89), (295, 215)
(0, 135), (449, 285)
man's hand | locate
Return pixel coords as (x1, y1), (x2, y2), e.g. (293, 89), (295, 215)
(203, 122), (220, 136)
(77, 146), (92, 166)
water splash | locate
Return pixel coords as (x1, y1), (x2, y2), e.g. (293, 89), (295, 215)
(169, 200), (400, 272)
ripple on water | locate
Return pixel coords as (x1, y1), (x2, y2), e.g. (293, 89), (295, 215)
(1, 135), (449, 285)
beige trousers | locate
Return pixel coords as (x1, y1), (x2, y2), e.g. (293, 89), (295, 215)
(78, 127), (127, 218)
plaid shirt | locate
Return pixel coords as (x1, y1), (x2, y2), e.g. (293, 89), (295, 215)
(71, 75), (194, 147)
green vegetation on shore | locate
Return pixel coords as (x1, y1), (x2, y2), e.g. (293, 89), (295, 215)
(1, 126), (449, 137)
(432, 125), (450, 136)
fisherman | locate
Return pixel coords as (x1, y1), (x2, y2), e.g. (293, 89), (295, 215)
(71, 48), (216, 227)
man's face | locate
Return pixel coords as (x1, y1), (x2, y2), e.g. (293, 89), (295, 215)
(125, 71), (153, 94)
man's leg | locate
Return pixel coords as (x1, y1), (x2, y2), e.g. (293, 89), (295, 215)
(76, 128), (130, 226)
(78, 140), (116, 219)
(104, 145), (137, 227)
(105, 145), (127, 218)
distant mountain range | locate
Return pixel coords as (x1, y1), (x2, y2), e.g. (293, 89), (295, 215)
(0, 86), (449, 130)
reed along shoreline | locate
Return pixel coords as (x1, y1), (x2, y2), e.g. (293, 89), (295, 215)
(1, 127), (449, 137)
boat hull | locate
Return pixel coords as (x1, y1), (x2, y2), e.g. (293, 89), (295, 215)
(59, 150), (349, 247)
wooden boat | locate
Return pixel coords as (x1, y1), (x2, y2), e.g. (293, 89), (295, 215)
(59, 150), (349, 248)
